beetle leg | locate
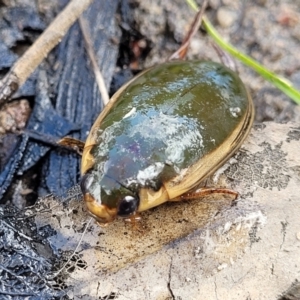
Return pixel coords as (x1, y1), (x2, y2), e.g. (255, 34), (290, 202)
(19, 130), (84, 155)
(124, 214), (144, 231)
(170, 188), (238, 201)
(58, 136), (85, 155)
(124, 213), (141, 224)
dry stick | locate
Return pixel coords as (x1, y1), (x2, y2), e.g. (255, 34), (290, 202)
(168, 0), (208, 61)
(1, 220), (33, 241)
(211, 42), (237, 73)
(0, 264), (37, 295)
(0, 0), (94, 108)
(79, 16), (110, 106)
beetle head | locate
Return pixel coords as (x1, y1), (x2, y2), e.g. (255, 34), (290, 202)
(80, 171), (140, 224)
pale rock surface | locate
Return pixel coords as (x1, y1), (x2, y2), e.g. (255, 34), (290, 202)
(34, 122), (300, 299)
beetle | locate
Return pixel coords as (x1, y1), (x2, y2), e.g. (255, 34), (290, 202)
(80, 59), (254, 225)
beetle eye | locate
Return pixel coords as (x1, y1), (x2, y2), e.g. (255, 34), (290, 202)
(117, 195), (139, 217)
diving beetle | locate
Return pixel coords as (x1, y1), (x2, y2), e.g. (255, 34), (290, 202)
(80, 59), (254, 225)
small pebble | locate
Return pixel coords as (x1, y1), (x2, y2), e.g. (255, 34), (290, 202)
(217, 7), (237, 28)
(255, 0), (267, 6)
(217, 263), (228, 270)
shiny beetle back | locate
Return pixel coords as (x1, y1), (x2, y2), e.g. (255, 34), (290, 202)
(81, 60), (254, 224)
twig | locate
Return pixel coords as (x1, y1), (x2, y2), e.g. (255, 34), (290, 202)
(212, 42), (237, 72)
(0, 290), (35, 296)
(1, 220), (33, 241)
(79, 16), (110, 106)
(0, 264), (37, 295)
(0, 0), (94, 108)
(168, 0), (208, 60)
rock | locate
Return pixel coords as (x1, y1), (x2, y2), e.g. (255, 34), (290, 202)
(27, 122), (300, 299)
(217, 7), (238, 28)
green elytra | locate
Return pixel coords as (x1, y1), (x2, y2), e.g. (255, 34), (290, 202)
(81, 60), (254, 224)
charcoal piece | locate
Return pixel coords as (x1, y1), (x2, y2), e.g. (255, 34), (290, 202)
(0, 42), (17, 69)
(12, 71), (37, 99)
(109, 67), (134, 96)
(2, 6), (46, 33)
(0, 204), (65, 299)
(0, 0), (121, 199)
(0, 67), (79, 200)
(0, 25), (23, 48)
(39, 0), (121, 196)
(0, 135), (28, 199)
(0, 6), (45, 50)
(18, 87), (80, 175)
